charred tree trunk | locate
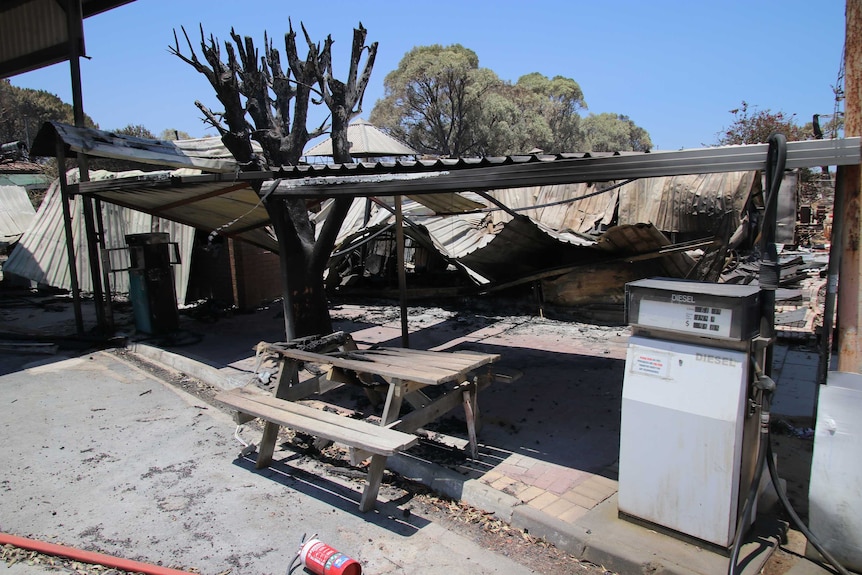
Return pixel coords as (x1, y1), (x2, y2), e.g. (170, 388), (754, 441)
(171, 22), (377, 340)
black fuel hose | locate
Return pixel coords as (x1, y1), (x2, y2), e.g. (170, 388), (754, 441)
(728, 133), (851, 575)
(759, 133), (787, 378)
(728, 133), (787, 575)
(727, 369), (773, 575)
(766, 439), (851, 575)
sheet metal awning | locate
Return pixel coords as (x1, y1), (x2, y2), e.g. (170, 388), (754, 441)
(77, 171), (278, 251)
(4, 170), (195, 302)
(31, 121), (243, 173)
(0, 0), (134, 78)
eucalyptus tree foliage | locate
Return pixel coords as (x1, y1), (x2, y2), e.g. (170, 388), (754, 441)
(581, 112), (652, 153)
(512, 72), (586, 153)
(371, 44), (496, 157)
(371, 45), (648, 156)
(0, 79), (95, 147)
(171, 22), (377, 337)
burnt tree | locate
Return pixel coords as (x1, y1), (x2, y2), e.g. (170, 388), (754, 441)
(171, 22), (377, 338)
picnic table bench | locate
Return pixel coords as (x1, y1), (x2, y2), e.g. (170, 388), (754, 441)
(215, 334), (499, 512)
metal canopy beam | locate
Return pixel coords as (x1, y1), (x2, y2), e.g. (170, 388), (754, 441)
(107, 138), (859, 198)
(266, 138), (861, 199)
(73, 138), (862, 201)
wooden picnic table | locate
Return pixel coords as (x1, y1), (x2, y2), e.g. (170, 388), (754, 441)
(217, 338), (500, 511)
(267, 344), (500, 451)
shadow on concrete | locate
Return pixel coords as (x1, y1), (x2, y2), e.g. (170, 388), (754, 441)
(304, 337), (624, 477)
(233, 452), (429, 536)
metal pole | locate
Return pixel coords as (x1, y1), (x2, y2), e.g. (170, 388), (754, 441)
(67, 0), (108, 333)
(837, 0), (862, 372)
(95, 199), (114, 332)
(395, 195), (409, 348)
(57, 142), (84, 335)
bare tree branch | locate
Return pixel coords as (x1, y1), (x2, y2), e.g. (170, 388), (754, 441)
(194, 101), (227, 135)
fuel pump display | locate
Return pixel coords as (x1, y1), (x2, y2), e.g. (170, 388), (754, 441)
(618, 278), (763, 551)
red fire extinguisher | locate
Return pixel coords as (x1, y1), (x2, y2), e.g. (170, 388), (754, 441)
(296, 538), (361, 575)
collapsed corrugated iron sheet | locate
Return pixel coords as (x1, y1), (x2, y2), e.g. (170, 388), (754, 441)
(323, 179), (702, 291)
(323, 172), (755, 290)
(617, 171), (759, 234)
(0, 185), (36, 242)
(485, 181), (619, 236)
(4, 170), (194, 304)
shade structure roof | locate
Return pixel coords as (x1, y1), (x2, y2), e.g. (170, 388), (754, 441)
(303, 118), (418, 158)
(0, 0), (135, 78)
(32, 122), (862, 258)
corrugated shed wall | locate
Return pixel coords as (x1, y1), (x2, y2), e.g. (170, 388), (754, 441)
(617, 171), (758, 234)
(0, 185), (36, 241)
(4, 171), (193, 303)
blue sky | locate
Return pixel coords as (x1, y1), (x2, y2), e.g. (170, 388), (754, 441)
(10, 0), (847, 151)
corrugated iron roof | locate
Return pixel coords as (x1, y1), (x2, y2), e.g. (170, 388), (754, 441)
(266, 139), (860, 198)
(31, 122), (245, 173)
(82, 170), (278, 252)
(304, 118), (418, 158)
(0, 185), (36, 241)
(0, 0), (135, 78)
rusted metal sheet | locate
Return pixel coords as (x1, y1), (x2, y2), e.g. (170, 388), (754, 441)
(617, 171), (758, 234)
(486, 182), (618, 236)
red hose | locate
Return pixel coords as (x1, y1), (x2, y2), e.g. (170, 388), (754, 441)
(0, 532), (198, 575)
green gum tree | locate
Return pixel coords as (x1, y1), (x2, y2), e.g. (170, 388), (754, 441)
(371, 44), (497, 156)
(371, 45), (650, 156)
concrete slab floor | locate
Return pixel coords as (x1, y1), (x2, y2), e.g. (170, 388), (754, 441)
(0, 294), (845, 575)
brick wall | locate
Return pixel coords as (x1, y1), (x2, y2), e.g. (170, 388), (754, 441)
(230, 239), (282, 311)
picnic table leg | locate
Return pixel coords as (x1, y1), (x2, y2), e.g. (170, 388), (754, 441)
(381, 379), (405, 425)
(256, 358), (299, 469)
(256, 422), (280, 468)
(359, 454), (388, 512)
(462, 380), (479, 459)
(355, 378), (406, 511)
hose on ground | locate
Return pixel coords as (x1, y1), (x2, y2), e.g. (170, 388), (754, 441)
(0, 532), (198, 575)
